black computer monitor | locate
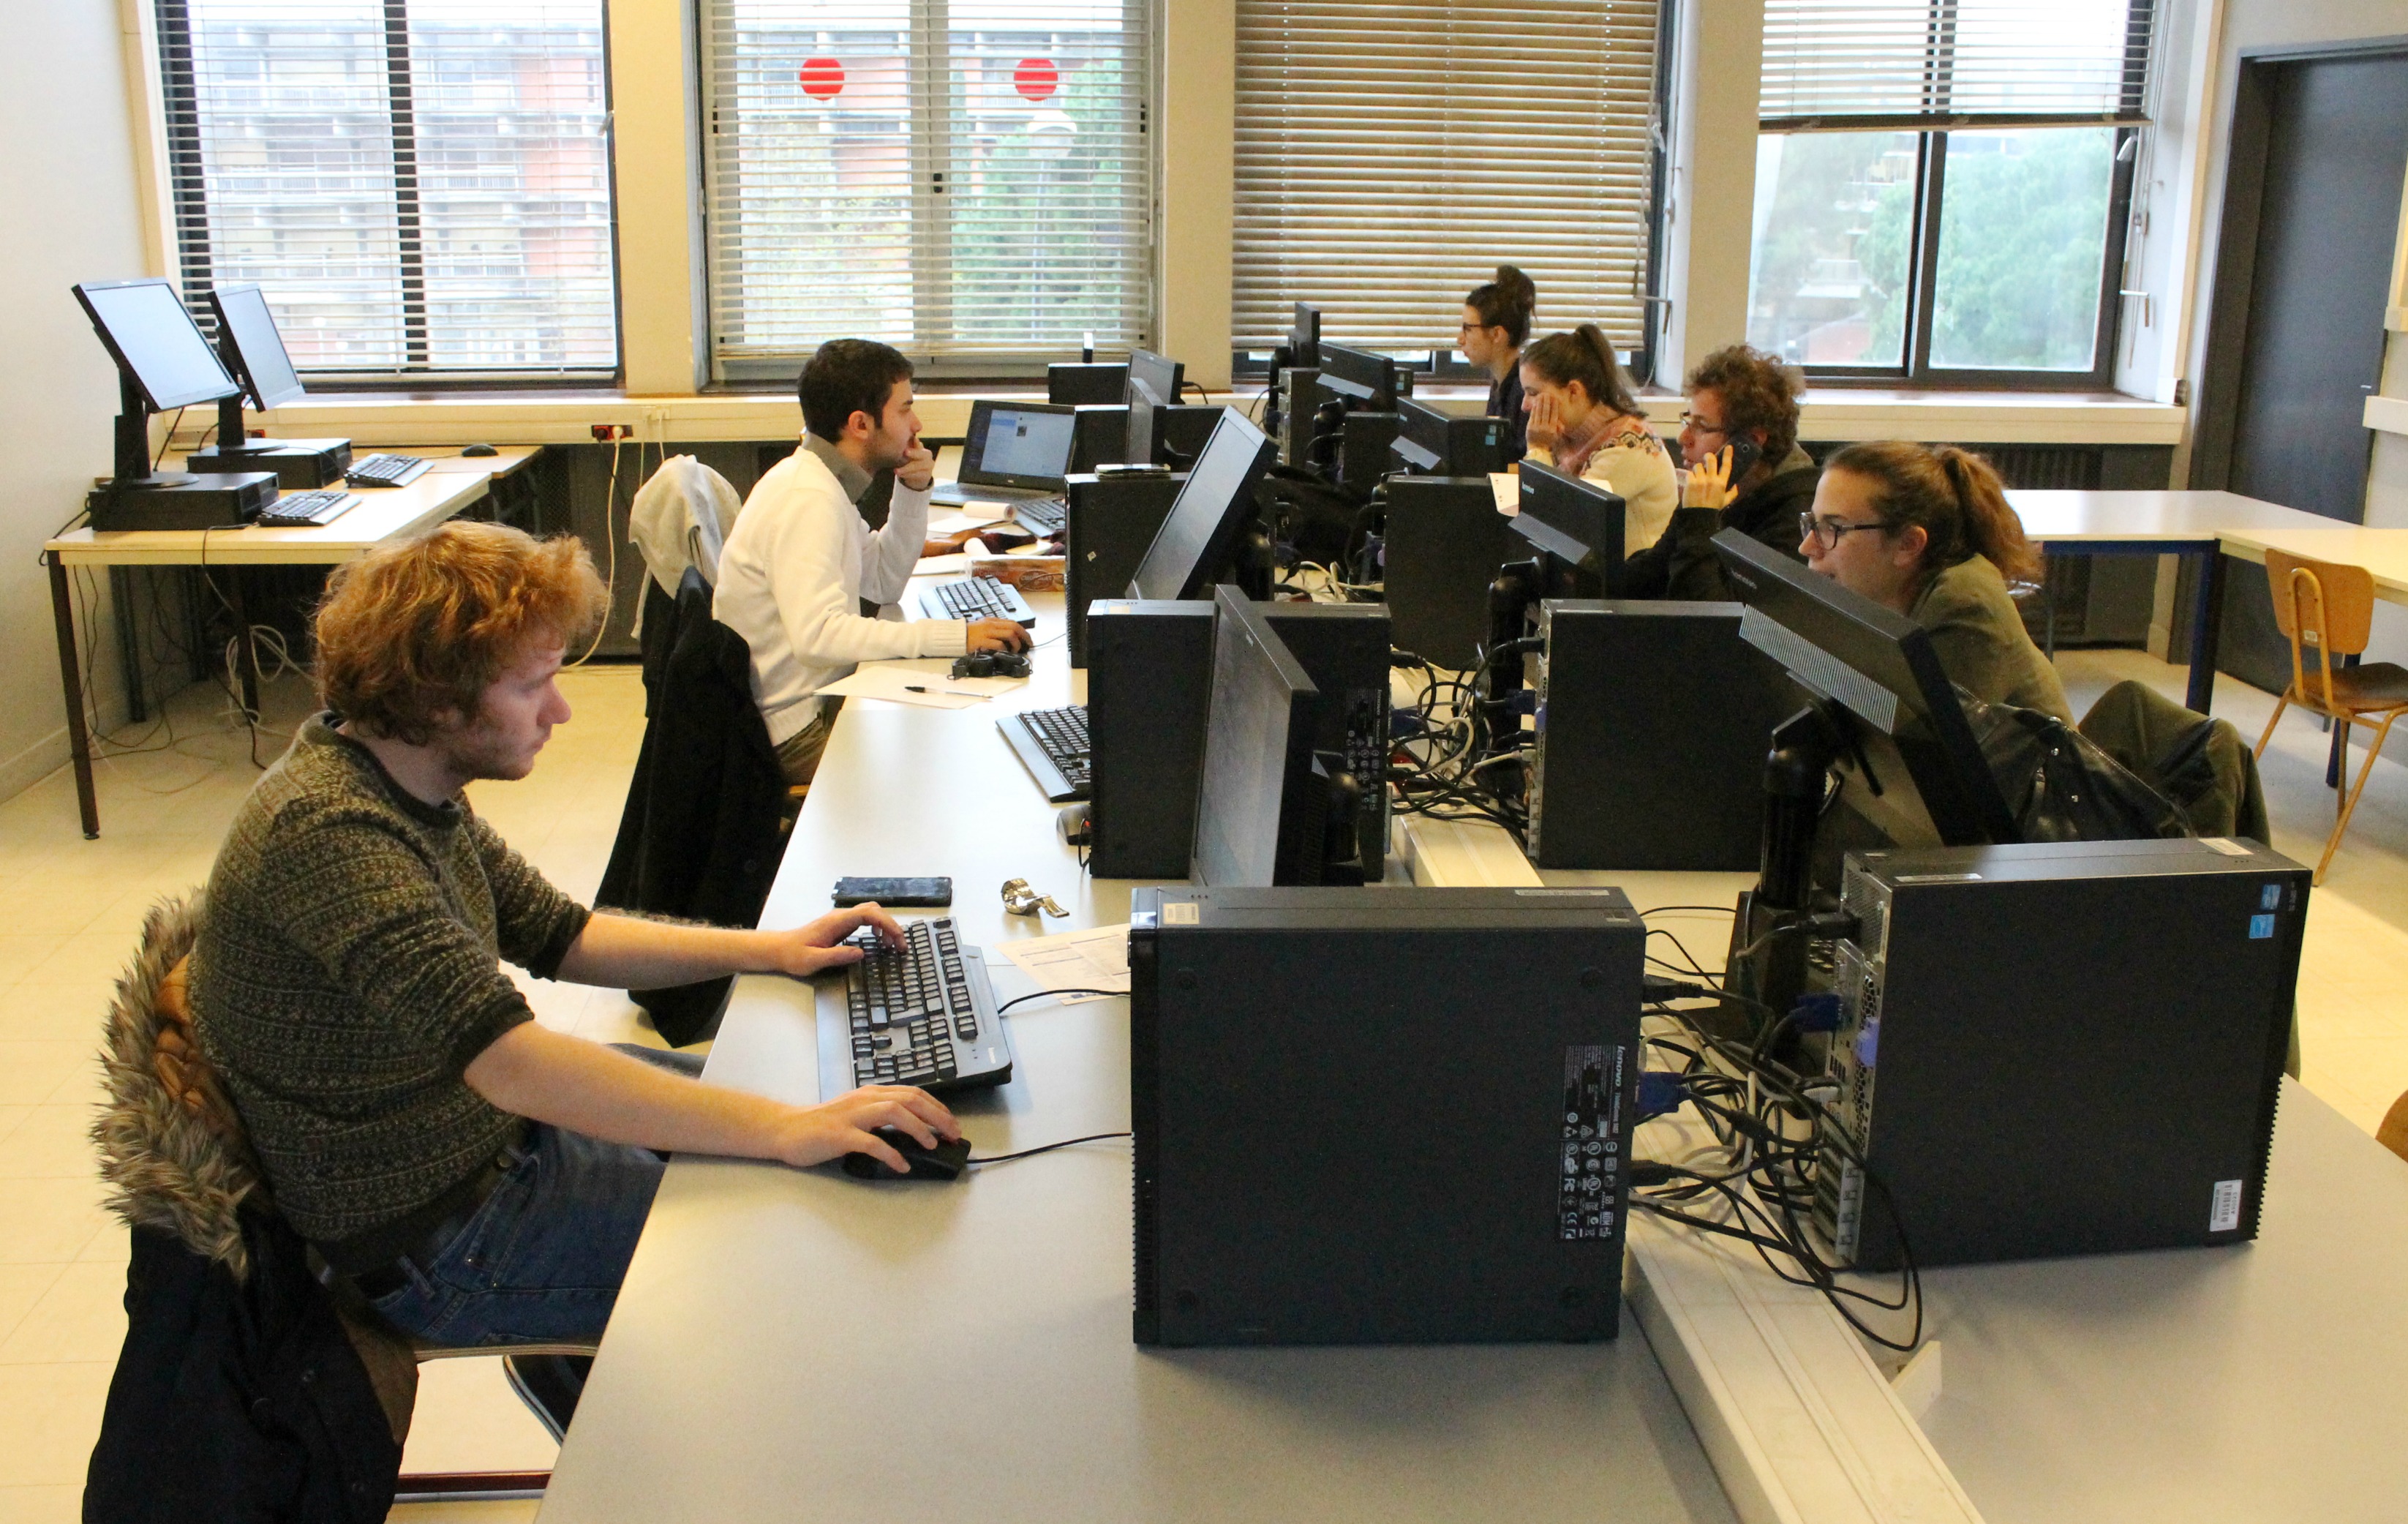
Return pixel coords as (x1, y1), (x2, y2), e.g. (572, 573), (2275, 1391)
(1314, 341), (1399, 410)
(1123, 373), (1166, 467)
(1287, 302), (1322, 368)
(959, 400), (1078, 491)
(1513, 462), (1625, 598)
(1391, 397), (1506, 476)
(1126, 409), (1276, 600)
(205, 282), (306, 411)
(1128, 348), (1185, 405)
(1192, 588), (1356, 887)
(72, 277), (241, 486)
(1380, 476), (1516, 670)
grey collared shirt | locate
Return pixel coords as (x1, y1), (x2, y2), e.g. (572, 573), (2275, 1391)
(802, 432), (874, 505)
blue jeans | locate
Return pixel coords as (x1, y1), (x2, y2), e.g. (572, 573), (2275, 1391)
(366, 1045), (702, 1347)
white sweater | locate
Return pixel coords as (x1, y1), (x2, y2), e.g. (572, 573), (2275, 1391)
(714, 443), (968, 744)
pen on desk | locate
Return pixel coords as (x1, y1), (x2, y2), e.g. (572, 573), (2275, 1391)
(906, 684), (929, 693)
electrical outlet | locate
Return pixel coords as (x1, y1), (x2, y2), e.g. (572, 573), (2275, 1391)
(591, 423), (633, 441)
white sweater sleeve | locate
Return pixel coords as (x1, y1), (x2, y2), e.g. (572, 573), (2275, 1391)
(768, 480), (966, 667)
(862, 478), (935, 606)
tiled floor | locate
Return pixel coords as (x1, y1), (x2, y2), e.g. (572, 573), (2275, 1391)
(0, 647), (2403, 1523)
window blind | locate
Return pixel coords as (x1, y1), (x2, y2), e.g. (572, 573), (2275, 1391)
(1231, 1), (1661, 359)
(1760, 0), (2154, 132)
(703, 0), (1151, 378)
(157, 0), (617, 376)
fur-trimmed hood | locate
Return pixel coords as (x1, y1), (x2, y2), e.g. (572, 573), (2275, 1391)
(90, 891), (264, 1280)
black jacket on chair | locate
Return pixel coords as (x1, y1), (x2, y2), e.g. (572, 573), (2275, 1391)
(86, 1214), (399, 1524)
(597, 568), (789, 1046)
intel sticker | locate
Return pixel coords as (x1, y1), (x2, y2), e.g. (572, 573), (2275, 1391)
(2249, 913), (2276, 939)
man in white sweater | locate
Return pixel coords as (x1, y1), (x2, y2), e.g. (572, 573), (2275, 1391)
(716, 339), (1029, 784)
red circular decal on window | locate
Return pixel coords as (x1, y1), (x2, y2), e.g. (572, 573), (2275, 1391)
(799, 56), (844, 100)
(1013, 57), (1058, 102)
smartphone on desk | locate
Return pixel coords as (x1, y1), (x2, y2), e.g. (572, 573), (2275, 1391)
(832, 877), (953, 908)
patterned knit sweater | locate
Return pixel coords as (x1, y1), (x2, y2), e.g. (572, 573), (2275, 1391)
(190, 714), (590, 1269)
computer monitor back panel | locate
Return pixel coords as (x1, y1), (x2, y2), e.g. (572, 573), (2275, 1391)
(1337, 412), (1401, 487)
(1065, 472), (1184, 667)
(1069, 406), (1129, 473)
(1192, 591), (1323, 887)
(1257, 603), (1392, 881)
(1128, 349), (1185, 404)
(1532, 601), (1799, 871)
(1380, 476), (1515, 672)
(1819, 837), (2305, 1272)
(1086, 601), (1216, 879)
(74, 279), (238, 411)
(1158, 405), (1222, 468)
(206, 282), (306, 410)
(1050, 362), (1128, 406)
(1127, 410), (1275, 601)
(1130, 885), (1644, 1346)
(1516, 463), (1625, 596)
(960, 401), (1077, 489)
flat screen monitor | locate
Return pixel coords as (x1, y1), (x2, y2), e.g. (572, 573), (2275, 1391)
(1315, 342), (1398, 410)
(1393, 397), (1505, 476)
(1712, 528), (2019, 855)
(1192, 588), (1331, 887)
(959, 399), (1077, 490)
(1288, 302), (1322, 367)
(1124, 374), (1166, 466)
(1127, 409), (1276, 601)
(204, 282), (306, 411)
(1128, 348), (1185, 406)
(1513, 462), (1625, 598)
(72, 278), (238, 411)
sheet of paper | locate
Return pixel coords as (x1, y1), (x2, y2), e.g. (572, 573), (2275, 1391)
(928, 507), (1012, 536)
(914, 552), (972, 576)
(995, 924), (1130, 1004)
(812, 661), (988, 709)
(1489, 471), (1520, 516)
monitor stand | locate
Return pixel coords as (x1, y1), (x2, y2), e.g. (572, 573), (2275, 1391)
(87, 382), (277, 531)
(1726, 702), (1849, 1035)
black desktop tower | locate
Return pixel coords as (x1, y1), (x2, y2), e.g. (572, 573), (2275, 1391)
(1158, 405), (1222, 468)
(1129, 885), (1644, 1346)
(187, 438), (351, 488)
(1336, 412), (1401, 487)
(1086, 599), (1216, 879)
(1530, 601), (1799, 870)
(1069, 406), (1130, 472)
(1816, 837), (2306, 1272)
(1064, 472), (1184, 667)
(1050, 362), (1129, 406)
(1086, 600), (1393, 881)
(86, 474), (278, 532)
(1380, 476), (1514, 671)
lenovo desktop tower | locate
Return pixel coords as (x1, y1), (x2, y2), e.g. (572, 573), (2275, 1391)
(1086, 599), (1394, 881)
(1277, 368), (1319, 467)
(1816, 836), (2306, 1272)
(1530, 601), (1800, 870)
(1065, 471), (1183, 667)
(1129, 885), (1644, 1345)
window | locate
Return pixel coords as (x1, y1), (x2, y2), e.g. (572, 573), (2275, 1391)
(1231, 1), (1665, 380)
(703, 1), (1152, 382)
(1747, 0), (2153, 387)
(156, 0), (619, 380)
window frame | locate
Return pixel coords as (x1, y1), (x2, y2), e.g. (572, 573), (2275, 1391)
(151, 0), (627, 391)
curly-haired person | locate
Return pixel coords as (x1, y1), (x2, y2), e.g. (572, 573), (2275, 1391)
(189, 521), (958, 1362)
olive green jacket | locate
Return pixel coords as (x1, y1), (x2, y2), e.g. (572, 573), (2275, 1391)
(1909, 555), (2074, 723)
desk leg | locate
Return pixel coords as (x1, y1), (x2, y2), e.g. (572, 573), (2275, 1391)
(48, 554), (100, 838)
(222, 567), (260, 718)
(2184, 547), (2228, 715)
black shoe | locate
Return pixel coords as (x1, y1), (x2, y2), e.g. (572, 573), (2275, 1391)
(502, 1352), (592, 1441)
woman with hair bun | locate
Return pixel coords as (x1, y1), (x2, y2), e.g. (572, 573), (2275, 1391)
(1519, 323), (1677, 555)
(1461, 266), (1538, 455)
(1802, 440), (2072, 721)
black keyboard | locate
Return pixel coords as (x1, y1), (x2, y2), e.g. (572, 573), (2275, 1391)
(252, 489), (358, 528)
(840, 917), (1014, 1093)
(1000, 705), (1090, 803)
(345, 453), (431, 487)
(1015, 499), (1066, 536)
(914, 575), (1036, 628)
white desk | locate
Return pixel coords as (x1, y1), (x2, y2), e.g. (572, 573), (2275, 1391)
(538, 590), (1739, 1524)
(42, 447), (537, 836)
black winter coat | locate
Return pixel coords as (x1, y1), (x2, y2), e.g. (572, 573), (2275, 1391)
(1619, 449), (1821, 601)
(85, 1214), (399, 1524)
(596, 566), (789, 1045)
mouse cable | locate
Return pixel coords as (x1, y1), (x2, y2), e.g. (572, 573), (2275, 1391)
(996, 988), (1123, 1013)
(969, 1130), (1132, 1166)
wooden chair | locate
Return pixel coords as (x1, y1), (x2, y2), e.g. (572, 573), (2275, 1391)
(2378, 1088), (2408, 1164)
(2251, 549), (2408, 884)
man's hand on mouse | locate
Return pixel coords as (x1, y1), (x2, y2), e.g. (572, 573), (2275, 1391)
(967, 617), (1031, 653)
(779, 1085), (960, 1174)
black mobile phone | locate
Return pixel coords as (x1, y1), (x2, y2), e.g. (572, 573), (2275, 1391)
(832, 877), (953, 908)
(1726, 438), (1761, 479)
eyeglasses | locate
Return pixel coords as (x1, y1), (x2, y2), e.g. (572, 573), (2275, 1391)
(1798, 512), (1897, 551)
(1678, 413), (1728, 436)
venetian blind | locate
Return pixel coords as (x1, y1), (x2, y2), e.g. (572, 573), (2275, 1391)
(703, 0), (1152, 378)
(156, 0), (618, 375)
(1760, 0), (2154, 132)
(1231, 1), (1661, 358)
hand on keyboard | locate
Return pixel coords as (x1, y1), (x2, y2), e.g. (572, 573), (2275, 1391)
(968, 617), (1032, 653)
(767, 904), (907, 977)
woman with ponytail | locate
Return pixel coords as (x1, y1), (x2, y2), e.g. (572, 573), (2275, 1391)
(1518, 324), (1677, 554)
(1802, 440), (2072, 721)
(1461, 266), (1538, 454)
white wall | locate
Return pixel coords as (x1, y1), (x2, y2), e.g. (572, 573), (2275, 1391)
(0, 3), (154, 805)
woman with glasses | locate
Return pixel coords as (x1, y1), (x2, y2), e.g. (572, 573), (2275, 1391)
(1460, 266), (1537, 456)
(1801, 440), (2073, 721)
(1518, 324), (1677, 555)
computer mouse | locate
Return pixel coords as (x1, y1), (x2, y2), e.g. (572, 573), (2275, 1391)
(460, 443), (498, 457)
(840, 1127), (971, 1181)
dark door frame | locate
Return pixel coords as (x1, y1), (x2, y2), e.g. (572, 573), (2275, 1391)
(2191, 33), (2408, 497)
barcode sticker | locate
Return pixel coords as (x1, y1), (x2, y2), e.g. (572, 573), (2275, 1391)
(1162, 901), (1199, 926)
(2210, 1178), (2243, 1233)
(2200, 837), (2252, 857)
